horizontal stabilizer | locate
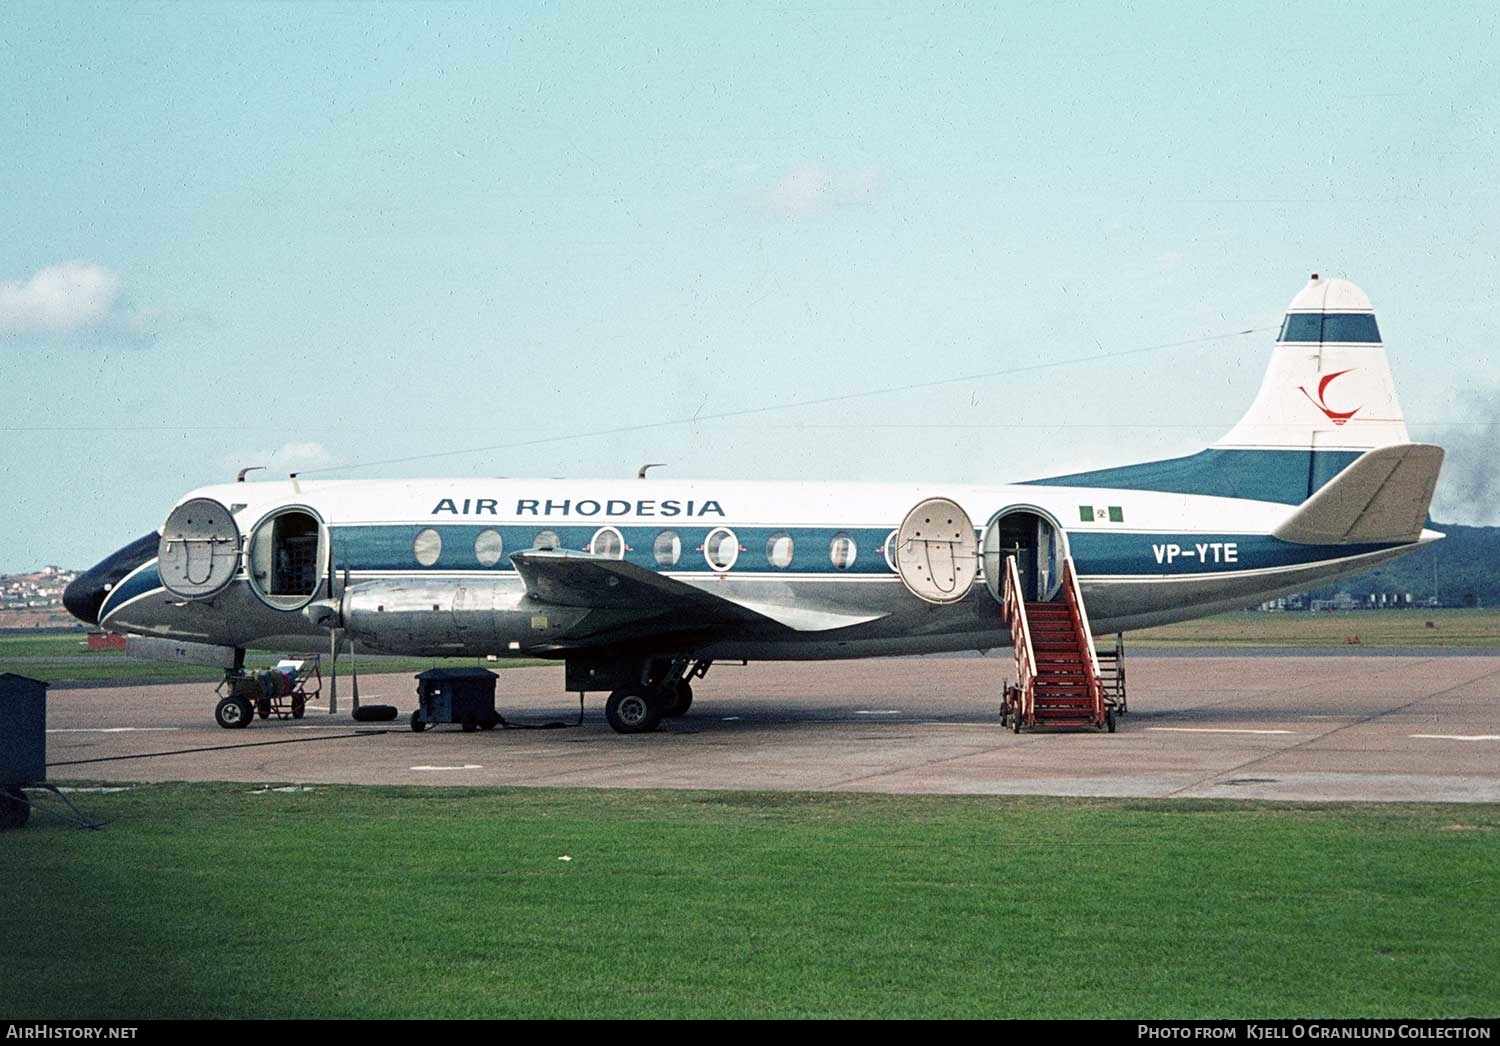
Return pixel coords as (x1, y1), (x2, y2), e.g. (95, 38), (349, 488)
(1273, 443), (1444, 545)
(510, 549), (886, 632)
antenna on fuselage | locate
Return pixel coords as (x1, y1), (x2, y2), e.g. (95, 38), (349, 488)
(235, 466), (265, 482)
(637, 463), (667, 479)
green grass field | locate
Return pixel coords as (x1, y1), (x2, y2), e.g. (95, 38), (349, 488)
(4, 609), (1497, 686)
(0, 633), (550, 683)
(2, 785), (1495, 1018)
(1126, 608), (1500, 648)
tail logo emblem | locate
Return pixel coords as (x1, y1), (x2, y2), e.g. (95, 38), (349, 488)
(1298, 369), (1361, 426)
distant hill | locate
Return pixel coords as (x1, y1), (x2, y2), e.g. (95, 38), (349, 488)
(1302, 521), (1500, 606)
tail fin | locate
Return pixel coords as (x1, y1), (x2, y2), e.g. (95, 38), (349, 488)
(1029, 274), (1432, 505)
(1215, 274), (1410, 452)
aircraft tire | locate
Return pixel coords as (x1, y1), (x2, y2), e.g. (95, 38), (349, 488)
(605, 688), (661, 734)
(215, 695), (253, 729)
(353, 704), (398, 723)
(663, 680), (693, 718)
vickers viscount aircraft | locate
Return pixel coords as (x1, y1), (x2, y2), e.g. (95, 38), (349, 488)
(65, 276), (1444, 734)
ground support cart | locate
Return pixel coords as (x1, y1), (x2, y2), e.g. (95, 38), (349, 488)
(410, 668), (500, 733)
(214, 656), (322, 729)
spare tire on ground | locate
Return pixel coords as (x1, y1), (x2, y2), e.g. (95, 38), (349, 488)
(351, 704), (399, 722)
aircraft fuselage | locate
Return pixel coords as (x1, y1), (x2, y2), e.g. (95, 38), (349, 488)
(77, 475), (1436, 662)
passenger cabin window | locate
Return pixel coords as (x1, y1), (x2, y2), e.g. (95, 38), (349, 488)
(653, 530), (681, 567)
(830, 532), (857, 569)
(704, 527), (739, 571)
(474, 529), (503, 567)
(413, 528), (442, 567)
(590, 526), (625, 559)
(246, 507), (325, 610)
(533, 530), (561, 551)
(766, 532), (794, 569)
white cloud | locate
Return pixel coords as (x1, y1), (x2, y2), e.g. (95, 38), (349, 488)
(0, 261), (157, 339)
(226, 442), (341, 476)
(759, 165), (878, 218)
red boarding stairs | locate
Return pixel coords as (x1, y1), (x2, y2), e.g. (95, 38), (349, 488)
(1000, 554), (1119, 733)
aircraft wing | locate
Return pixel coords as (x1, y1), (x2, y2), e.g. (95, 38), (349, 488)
(1274, 443), (1444, 545)
(509, 549), (886, 632)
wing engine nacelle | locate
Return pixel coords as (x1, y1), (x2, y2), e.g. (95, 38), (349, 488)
(310, 578), (591, 656)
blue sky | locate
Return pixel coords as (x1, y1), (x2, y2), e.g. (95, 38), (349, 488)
(2, 1), (1497, 571)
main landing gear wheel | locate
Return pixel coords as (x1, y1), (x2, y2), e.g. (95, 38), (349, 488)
(663, 680), (693, 718)
(605, 688), (662, 734)
(215, 694), (253, 729)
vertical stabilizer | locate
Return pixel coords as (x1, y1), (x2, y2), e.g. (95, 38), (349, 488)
(1214, 275), (1410, 452)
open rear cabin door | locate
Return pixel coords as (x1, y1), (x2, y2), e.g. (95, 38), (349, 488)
(981, 508), (1064, 604)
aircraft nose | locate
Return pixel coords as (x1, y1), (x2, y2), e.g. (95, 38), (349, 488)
(64, 532), (160, 627)
(62, 573), (106, 626)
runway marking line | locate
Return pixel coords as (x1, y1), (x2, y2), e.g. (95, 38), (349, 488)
(1409, 734), (1500, 742)
(1148, 727), (1299, 735)
(410, 765), (483, 771)
(48, 727), (180, 734)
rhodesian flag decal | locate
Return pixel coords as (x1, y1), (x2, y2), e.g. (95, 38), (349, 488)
(1079, 505), (1125, 523)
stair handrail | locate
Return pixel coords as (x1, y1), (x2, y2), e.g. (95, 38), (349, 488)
(1060, 555), (1105, 723)
(1001, 554), (1036, 722)
(1113, 631), (1126, 710)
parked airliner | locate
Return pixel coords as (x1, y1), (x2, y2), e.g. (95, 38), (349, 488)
(65, 276), (1444, 733)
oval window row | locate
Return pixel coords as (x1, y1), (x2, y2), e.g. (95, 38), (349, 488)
(410, 527), (903, 572)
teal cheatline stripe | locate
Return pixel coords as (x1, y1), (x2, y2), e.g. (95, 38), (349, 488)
(332, 523), (899, 575)
(98, 562), (163, 620)
(1069, 531), (1404, 576)
(1024, 448), (1363, 505)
